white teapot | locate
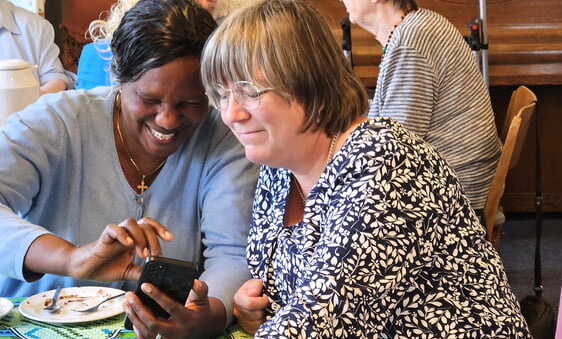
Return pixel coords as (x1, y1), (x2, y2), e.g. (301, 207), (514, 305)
(0, 59), (40, 126)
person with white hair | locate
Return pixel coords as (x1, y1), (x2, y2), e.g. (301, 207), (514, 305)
(75, 0), (237, 89)
(341, 0), (501, 219)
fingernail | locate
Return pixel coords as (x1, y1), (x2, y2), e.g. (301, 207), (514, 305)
(141, 283), (152, 294)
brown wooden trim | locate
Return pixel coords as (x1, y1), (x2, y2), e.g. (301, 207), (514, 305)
(502, 193), (562, 213)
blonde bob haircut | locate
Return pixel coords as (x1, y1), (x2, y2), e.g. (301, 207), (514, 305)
(201, 0), (368, 136)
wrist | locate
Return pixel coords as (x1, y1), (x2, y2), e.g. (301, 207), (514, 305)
(24, 234), (77, 277)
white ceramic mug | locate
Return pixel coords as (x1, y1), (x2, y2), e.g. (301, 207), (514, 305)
(0, 59), (40, 126)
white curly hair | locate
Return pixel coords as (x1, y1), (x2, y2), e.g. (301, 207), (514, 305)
(87, 0), (263, 43)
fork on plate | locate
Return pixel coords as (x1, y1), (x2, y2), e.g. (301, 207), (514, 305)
(71, 292), (126, 313)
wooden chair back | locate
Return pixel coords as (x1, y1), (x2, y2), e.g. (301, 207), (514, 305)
(484, 85), (537, 247)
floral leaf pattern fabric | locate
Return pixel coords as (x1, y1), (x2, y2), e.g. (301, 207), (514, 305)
(248, 118), (531, 338)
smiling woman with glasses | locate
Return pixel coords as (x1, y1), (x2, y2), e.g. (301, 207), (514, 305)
(200, 0), (531, 338)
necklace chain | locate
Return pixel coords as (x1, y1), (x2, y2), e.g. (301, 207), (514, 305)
(115, 91), (167, 194)
(292, 132), (340, 205)
(380, 9), (413, 66)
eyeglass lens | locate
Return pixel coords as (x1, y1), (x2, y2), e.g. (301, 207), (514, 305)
(216, 81), (269, 110)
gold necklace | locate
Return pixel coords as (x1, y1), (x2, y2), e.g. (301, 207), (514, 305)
(292, 132), (340, 205)
(115, 92), (167, 194)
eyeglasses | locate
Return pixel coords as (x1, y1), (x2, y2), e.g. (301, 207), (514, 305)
(215, 81), (273, 110)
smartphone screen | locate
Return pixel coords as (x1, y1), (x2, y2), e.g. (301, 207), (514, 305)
(124, 256), (198, 330)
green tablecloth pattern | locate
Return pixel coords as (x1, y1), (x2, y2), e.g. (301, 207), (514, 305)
(0, 298), (252, 339)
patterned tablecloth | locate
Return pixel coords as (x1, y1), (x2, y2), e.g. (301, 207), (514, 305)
(0, 298), (252, 339)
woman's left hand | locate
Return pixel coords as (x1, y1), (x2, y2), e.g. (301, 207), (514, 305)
(123, 279), (227, 339)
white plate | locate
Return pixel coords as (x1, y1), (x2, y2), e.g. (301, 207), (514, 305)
(0, 297), (13, 319)
(19, 286), (125, 324)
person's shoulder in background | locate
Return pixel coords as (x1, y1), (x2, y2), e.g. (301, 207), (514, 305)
(1, 0), (49, 34)
(1, 0), (75, 94)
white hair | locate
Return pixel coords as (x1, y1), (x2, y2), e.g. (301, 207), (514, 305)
(87, 0), (140, 42)
(87, 0), (263, 42)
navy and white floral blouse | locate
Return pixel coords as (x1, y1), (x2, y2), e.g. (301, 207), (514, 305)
(248, 118), (531, 338)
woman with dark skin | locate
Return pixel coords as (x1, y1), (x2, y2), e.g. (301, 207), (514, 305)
(0, 0), (257, 338)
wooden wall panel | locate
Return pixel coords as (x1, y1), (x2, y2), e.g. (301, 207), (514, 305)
(309, 0), (562, 87)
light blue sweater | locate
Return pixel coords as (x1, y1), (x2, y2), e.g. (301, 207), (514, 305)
(0, 87), (259, 324)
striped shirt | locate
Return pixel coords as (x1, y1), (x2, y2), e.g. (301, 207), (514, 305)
(368, 8), (501, 210)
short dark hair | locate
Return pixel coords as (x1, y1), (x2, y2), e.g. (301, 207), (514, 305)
(111, 0), (217, 83)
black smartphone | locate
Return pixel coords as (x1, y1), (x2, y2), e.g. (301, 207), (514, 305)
(124, 256), (198, 330)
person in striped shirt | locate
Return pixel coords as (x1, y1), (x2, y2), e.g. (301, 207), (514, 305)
(341, 0), (501, 216)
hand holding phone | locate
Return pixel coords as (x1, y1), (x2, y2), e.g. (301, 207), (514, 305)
(124, 256), (198, 330)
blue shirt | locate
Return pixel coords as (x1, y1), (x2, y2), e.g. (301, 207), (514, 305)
(0, 87), (259, 325)
(0, 0), (75, 87)
(75, 40), (113, 89)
